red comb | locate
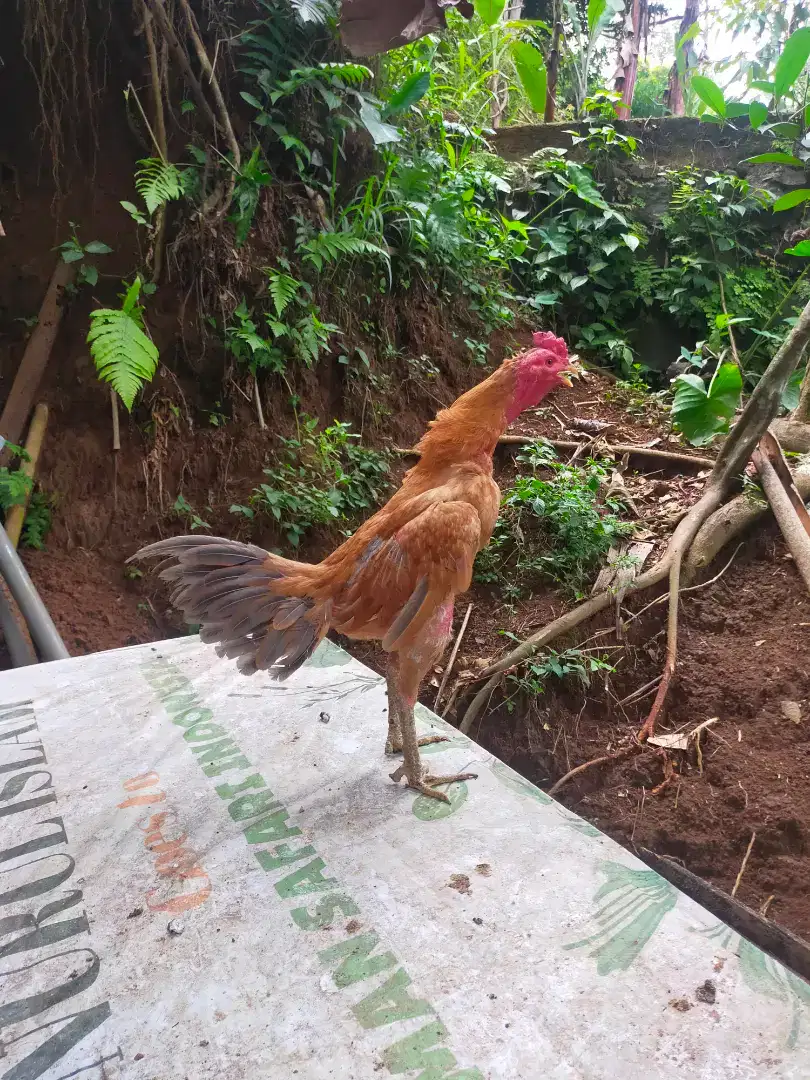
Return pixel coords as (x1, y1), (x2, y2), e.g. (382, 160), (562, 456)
(531, 331), (568, 359)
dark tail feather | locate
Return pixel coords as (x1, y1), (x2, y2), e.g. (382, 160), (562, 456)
(132, 535), (329, 679)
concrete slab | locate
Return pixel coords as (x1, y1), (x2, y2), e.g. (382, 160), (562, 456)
(1, 635), (808, 1079)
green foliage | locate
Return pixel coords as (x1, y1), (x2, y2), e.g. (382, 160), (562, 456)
(20, 490), (53, 550)
(514, 147), (645, 350)
(56, 224), (112, 286)
(173, 494), (211, 531)
(297, 230), (390, 273)
(671, 362), (743, 446)
(476, 441), (632, 597)
(135, 158), (183, 215)
(506, 646), (615, 699)
(229, 147), (273, 246)
(225, 300), (284, 375)
(236, 417), (389, 546)
(630, 66), (669, 118)
(0, 447), (32, 513)
(87, 277), (159, 410)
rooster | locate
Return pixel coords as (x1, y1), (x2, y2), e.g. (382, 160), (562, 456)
(134, 333), (574, 802)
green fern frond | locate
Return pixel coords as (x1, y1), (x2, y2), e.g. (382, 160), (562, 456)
(135, 158), (183, 216)
(87, 278), (159, 411)
(299, 232), (389, 272)
(266, 269), (301, 317)
(289, 0), (335, 23)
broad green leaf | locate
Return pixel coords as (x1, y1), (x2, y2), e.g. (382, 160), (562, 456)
(474, 0), (506, 25)
(691, 75), (726, 117)
(383, 71), (431, 117)
(774, 27), (810, 101)
(84, 240), (113, 254)
(744, 152), (805, 166)
(358, 102), (401, 145)
(511, 41), (547, 113)
(587, 0), (606, 35)
(773, 188), (810, 211)
(533, 291), (560, 305)
(786, 239), (810, 256)
(766, 121), (801, 138)
(676, 21), (700, 51)
(240, 91), (263, 109)
(60, 248), (85, 263)
(748, 101), (768, 129)
(725, 102), (750, 119)
(671, 363), (742, 446)
(707, 361), (743, 418)
(782, 366), (805, 412)
(621, 232), (640, 251)
(750, 80), (775, 94)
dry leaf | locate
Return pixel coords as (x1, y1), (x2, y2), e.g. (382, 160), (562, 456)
(780, 700), (802, 724)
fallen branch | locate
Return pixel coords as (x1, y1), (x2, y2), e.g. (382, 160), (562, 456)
(460, 297), (810, 739)
(0, 260), (75, 459)
(732, 831), (757, 897)
(396, 439), (715, 470)
(435, 603), (472, 712)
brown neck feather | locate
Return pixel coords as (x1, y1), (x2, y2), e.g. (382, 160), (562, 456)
(411, 362), (516, 468)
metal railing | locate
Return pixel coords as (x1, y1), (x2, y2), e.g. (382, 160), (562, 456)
(0, 522), (69, 664)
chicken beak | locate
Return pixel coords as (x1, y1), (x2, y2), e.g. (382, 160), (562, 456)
(557, 362), (581, 388)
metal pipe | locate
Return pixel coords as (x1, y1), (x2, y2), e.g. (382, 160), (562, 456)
(0, 523), (69, 661)
(0, 590), (36, 666)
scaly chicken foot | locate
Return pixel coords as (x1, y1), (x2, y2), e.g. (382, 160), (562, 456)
(387, 688), (476, 802)
(384, 684), (448, 754)
(388, 760), (479, 802)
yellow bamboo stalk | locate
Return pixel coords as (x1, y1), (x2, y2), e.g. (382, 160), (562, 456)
(6, 403), (49, 548)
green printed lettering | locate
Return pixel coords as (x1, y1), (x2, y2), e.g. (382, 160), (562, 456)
(215, 774), (265, 800)
(202, 755), (252, 778)
(191, 738), (238, 762)
(275, 857), (337, 899)
(352, 969), (433, 1030)
(290, 892), (360, 931)
(228, 789), (279, 822)
(184, 723), (227, 742)
(245, 809), (300, 844)
(162, 692), (198, 713)
(149, 675), (186, 695)
(171, 707), (213, 728)
(317, 932), (396, 989)
(383, 1021), (484, 1079)
(256, 844), (316, 872)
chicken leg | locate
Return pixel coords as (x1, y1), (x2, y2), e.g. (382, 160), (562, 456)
(385, 652), (477, 803)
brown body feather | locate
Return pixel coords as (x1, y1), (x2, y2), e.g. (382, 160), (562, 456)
(133, 356), (521, 678)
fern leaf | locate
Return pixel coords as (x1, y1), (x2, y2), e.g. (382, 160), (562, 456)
(87, 283), (159, 410)
(135, 158), (183, 216)
(290, 0), (335, 24)
(299, 232), (389, 271)
(267, 270), (301, 317)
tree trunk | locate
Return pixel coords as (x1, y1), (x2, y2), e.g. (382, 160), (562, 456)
(615, 0), (647, 119)
(665, 0), (699, 116)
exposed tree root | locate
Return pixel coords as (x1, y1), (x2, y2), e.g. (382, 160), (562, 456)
(547, 745), (638, 796)
(460, 300), (810, 739)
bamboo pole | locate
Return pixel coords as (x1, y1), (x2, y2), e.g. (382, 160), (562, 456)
(5, 404), (48, 548)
